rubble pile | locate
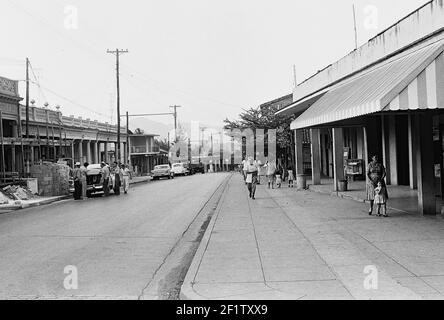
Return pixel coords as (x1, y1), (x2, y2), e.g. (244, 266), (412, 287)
(0, 185), (39, 205)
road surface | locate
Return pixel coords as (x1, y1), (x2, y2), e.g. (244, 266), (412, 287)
(0, 172), (229, 299)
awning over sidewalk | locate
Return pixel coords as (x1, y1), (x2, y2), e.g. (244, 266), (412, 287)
(291, 39), (444, 130)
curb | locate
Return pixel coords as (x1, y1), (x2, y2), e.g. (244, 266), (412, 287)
(179, 175), (231, 300)
(129, 178), (151, 186)
(0, 195), (70, 212)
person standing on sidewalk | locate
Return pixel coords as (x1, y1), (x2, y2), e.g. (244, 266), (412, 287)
(72, 162), (82, 200)
(287, 166), (295, 188)
(265, 160), (276, 189)
(101, 162), (110, 197)
(245, 157), (258, 200)
(80, 162), (89, 200)
(367, 155), (388, 215)
(374, 181), (388, 217)
(122, 164), (132, 194)
(113, 162), (122, 196)
(242, 157), (249, 184)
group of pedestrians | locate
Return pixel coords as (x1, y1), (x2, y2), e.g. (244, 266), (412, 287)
(240, 156), (297, 200)
(367, 155), (389, 217)
(72, 161), (132, 200)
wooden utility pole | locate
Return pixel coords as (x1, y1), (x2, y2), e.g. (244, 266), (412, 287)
(107, 49), (128, 163)
(126, 111), (129, 165)
(0, 111), (5, 182)
(170, 105), (181, 142)
(25, 58), (30, 138)
(352, 4), (358, 50)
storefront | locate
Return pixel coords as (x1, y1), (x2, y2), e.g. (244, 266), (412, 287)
(277, 1), (444, 215)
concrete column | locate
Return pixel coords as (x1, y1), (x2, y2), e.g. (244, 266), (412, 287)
(94, 141), (99, 164)
(30, 146), (35, 164)
(332, 127), (344, 191)
(294, 129), (304, 175)
(86, 140), (91, 164)
(363, 126), (369, 195)
(416, 113), (435, 215)
(310, 128), (321, 185)
(78, 140), (83, 164)
(388, 115), (398, 186)
(11, 145), (16, 172)
(357, 128), (364, 160)
(408, 113), (418, 189)
(104, 140), (109, 163)
(71, 141), (75, 166)
(381, 115), (391, 185)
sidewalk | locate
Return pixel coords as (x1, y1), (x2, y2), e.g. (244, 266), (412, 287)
(0, 176), (151, 214)
(181, 174), (444, 300)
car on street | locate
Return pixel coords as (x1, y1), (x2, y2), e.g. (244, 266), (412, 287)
(151, 164), (174, 180)
(171, 163), (189, 176)
(189, 163), (205, 174)
(86, 164), (105, 196)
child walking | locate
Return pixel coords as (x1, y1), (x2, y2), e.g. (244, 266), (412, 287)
(287, 167), (295, 188)
(374, 181), (388, 217)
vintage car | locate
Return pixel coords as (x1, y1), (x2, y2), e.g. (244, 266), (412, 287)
(86, 164), (105, 196)
(151, 164), (174, 180)
(171, 163), (189, 176)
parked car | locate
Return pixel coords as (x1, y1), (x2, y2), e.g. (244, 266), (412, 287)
(189, 163), (205, 174)
(151, 164), (174, 180)
(86, 164), (105, 196)
(171, 163), (189, 176)
(68, 164), (105, 196)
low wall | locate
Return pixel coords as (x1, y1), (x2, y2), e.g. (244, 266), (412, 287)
(30, 162), (70, 196)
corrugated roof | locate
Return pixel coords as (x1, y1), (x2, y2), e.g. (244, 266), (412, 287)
(291, 39), (444, 130)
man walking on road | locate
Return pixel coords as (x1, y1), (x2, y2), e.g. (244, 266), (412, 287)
(122, 164), (131, 194)
(101, 162), (110, 196)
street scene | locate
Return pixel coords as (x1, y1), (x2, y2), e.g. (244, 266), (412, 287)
(1, 0), (444, 303)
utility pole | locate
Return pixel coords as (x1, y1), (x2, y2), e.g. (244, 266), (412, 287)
(169, 105), (181, 142)
(126, 111), (129, 165)
(25, 58), (30, 138)
(352, 4), (358, 50)
(25, 58), (30, 176)
(107, 49), (128, 163)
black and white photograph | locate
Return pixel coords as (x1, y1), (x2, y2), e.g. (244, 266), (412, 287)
(1, 0), (444, 308)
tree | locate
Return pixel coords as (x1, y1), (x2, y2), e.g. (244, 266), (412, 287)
(224, 104), (296, 167)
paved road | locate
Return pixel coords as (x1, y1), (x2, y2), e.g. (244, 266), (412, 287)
(0, 173), (229, 299)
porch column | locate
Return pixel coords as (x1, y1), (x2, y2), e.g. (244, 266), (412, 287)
(388, 115), (398, 186)
(78, 140), (83, 164)
(408, 113), (418, 189)
(363, 126), (369, 194)
(381, 115), (391, 185)
(94, 141), (99, 164)
(30, 146), (35, 164)
(71, 141), (75, 166)
(294, 129), (304, 175)
(86, 140), (91, 164)
(104, 140), (109, 163)
(11, 145), (16, 172)
(332, 127), (344, 191)
(310, 128), (321, 185)
(416, 113), (435, 215)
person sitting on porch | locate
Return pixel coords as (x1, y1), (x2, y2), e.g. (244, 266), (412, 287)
(367, 155), (389, 216)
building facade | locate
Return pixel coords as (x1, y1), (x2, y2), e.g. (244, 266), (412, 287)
(277, 0), (444, 215)
(129, 134), (168, 176)
(0, 75), (128, 180)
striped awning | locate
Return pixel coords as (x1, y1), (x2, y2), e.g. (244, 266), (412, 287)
(291, 39), (444, 130)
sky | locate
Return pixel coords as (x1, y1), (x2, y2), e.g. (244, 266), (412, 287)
(0, 0), (429, 131)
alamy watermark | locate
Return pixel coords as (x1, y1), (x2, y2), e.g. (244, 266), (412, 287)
(63, 265), (78, 290)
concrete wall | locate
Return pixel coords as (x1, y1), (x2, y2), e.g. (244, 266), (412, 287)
(30, 162), (70, 197)
(293, 0), (444, 103)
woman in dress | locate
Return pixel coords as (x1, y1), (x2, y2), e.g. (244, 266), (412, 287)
(367, 155), (389, 215)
